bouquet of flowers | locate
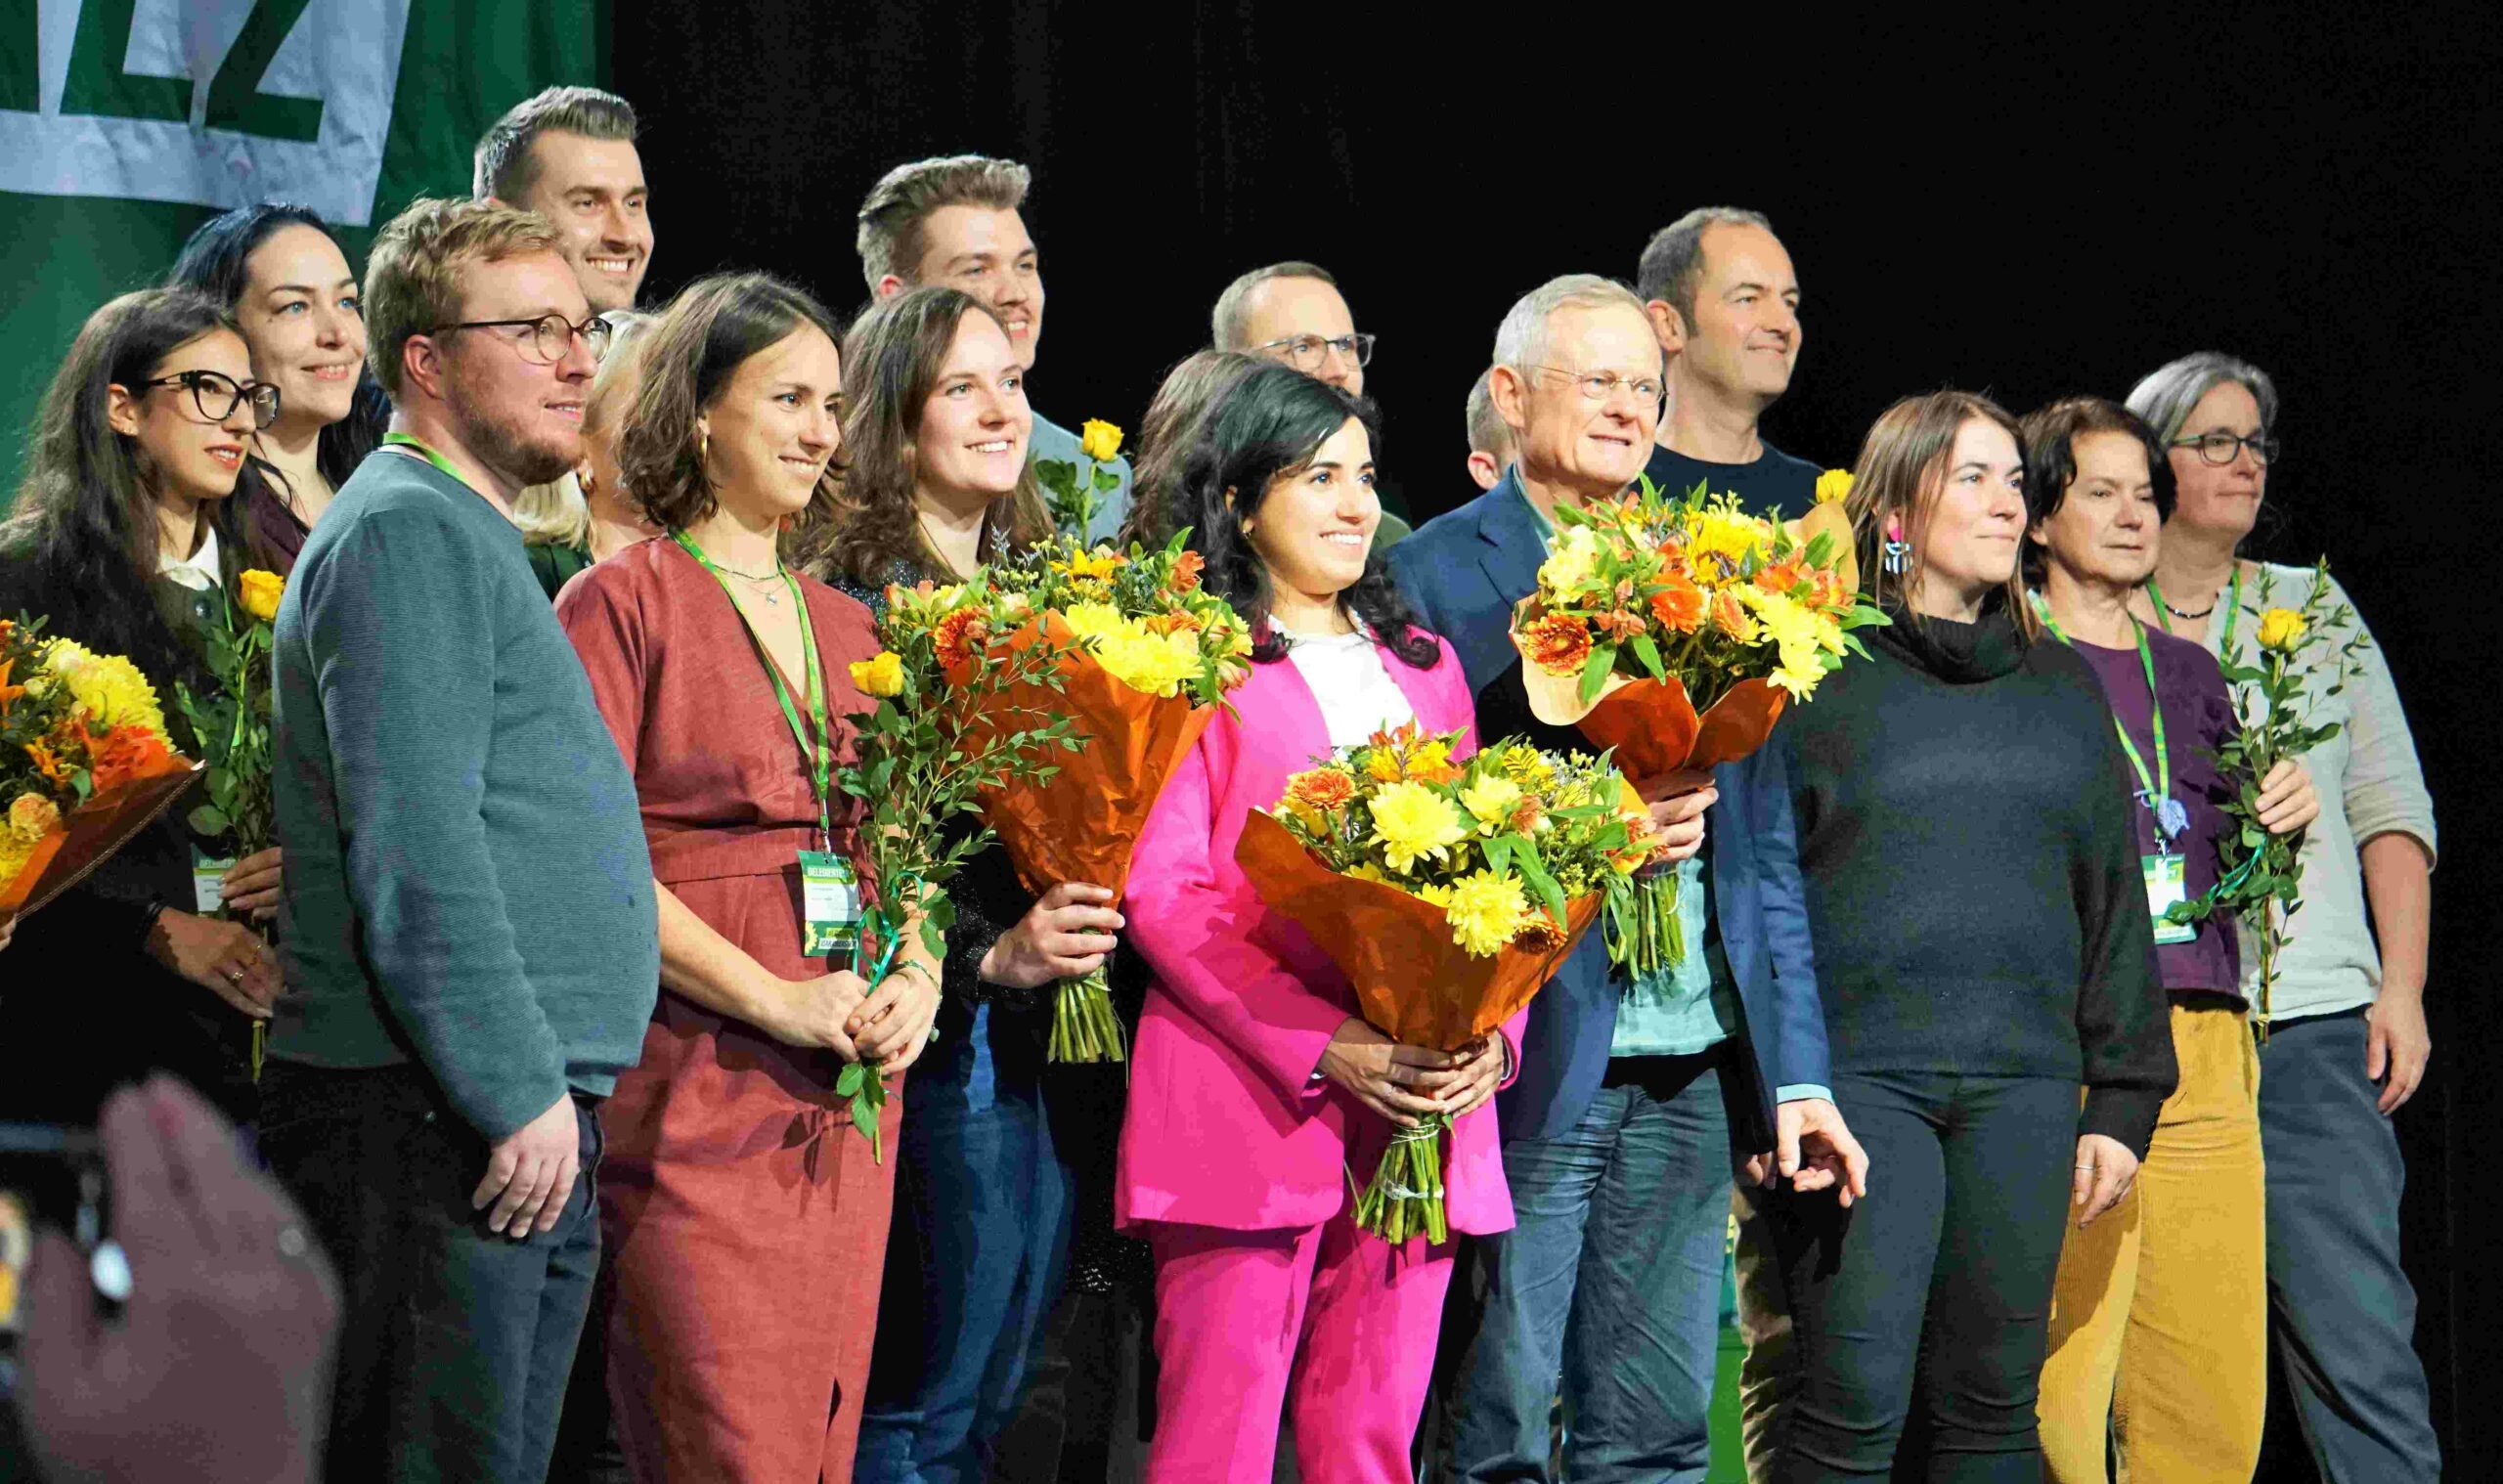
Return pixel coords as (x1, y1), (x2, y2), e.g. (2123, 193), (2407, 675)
(957, 531), (1256, 1062)
(171, 568), (285, 1074)
(1236, 723), (1660, 1243)
(2157, 560), (2370, 1035)
(1, 616), (199, 918)
(837, 578), (1081, 1158)
(1036, 417), (1127, 540)
(1510, 475), (1885, 970)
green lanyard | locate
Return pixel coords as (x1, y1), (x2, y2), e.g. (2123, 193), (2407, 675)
(2147, 566), (2242, 655)
(671, 530), (835, 846)
(2031, 593), (2184, 851)
(381, 432), (473, 490)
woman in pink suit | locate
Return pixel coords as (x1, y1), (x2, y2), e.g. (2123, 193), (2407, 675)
(1118, 363), (1522, 1482)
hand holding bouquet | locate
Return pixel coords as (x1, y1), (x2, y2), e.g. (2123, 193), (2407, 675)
(1510, 476), (1885, 970)
(1, 616), (198, 917)
(965, 532), (1255, 1062)
(2158, 560), (2368, 1034)
(838, 578), (1081, 1158)
(1237, 724), (1659, 1243)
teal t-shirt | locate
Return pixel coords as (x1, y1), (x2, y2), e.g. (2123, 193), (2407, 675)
(1608, 852), (1738, 1056)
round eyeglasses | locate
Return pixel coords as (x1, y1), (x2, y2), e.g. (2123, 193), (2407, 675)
(431, 311), (612, 365)
(140, 371), (282, 430)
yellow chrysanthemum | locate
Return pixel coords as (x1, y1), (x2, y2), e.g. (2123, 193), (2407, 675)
(43, 638), (165, 737)
(1442, 869), (1530, 958)
(1814, 468), (1855, 505)
(1458, 774), (1523, 830)
(2257, 608), (2306, 652)
(1095, 628), (1203, 698)
(1367, 781), (1471, 874)
(1740, 587), (1824, 679)
(1061, 601), (1127, 645)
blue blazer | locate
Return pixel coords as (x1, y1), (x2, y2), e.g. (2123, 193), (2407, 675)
(1386, 471), (1832, 1148)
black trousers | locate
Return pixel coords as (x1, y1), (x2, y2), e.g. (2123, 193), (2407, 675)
(258, 1063), (603, 1484)
(1765, 1070), (2076, 1483)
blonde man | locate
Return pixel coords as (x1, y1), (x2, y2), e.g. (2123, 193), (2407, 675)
(856, 153), (1131, 543)
(264, 196), (658, 1484)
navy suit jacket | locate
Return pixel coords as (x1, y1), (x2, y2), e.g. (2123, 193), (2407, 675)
(1387, 471), (1832, 1148)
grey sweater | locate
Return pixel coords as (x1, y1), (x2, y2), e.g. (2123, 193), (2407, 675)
(269, 450), (658, 1141)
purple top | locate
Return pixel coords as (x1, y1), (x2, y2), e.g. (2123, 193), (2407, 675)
(2070, 625), (2243, 998)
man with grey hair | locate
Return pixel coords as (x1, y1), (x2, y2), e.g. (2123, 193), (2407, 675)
(476, 86), (653, 315)
(1392, 276), (1860, 1482)
(857, 153), (1130, 544)
(1635, 205), (1819, 515)
(1463, 367), (1512, 491)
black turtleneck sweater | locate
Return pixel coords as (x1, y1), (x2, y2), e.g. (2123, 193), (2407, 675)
(1780, 605), (2175, 1155)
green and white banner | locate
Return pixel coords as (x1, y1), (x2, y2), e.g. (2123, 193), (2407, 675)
(1, 0), (607, 493)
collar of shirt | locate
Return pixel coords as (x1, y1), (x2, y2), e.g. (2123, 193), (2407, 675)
(159, 524), (222, 591)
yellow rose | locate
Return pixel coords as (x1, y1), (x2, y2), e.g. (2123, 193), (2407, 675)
(1814, 468), (1855, 505)
(1080, 418), (1124, 462)
(849, 651), (905, 697)
(7, 792), (61, 840)
(2257, 607), (2306, 652)
(238, 569), (285, 623)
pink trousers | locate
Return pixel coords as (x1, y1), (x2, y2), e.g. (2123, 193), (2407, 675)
(1144, 1216), (1455, 1483)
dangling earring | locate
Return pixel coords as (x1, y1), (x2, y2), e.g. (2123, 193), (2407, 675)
(1881, 514), (1911, 575)
(698, 428), (710, 466)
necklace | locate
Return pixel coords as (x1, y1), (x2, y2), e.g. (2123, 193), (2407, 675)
(2159, 594), (2217, 622)
(696, 549), (785, 605)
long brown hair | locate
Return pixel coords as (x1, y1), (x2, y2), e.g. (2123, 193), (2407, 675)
(1118, 349), (1263, 551)
(1842, 389), (2035, 636)
(615, 273), (845, 534)
(817, 285), (1049, 587)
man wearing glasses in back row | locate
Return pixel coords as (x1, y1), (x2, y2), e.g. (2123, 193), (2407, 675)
(262, 196), (658, 1484)
(1211, 260), (1412, 550)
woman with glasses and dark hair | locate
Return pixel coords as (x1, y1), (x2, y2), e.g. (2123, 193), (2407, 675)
(0, 288), (286, 1124)
(1118, 360), (1512, 1482)
(2019, 396), (2316, 1482)
(1761, 390), (2175, 1483)
(167, 201), (388, 572)
(2125, 353), (2441, 1482)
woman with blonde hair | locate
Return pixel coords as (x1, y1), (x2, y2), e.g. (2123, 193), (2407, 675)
(555, 271), (938, 1480)
(1761, 390), (2174, 1482)
(515, 308), (660, 598)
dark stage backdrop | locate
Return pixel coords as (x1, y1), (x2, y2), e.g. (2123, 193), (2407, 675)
(617, 4), (2499, 1471)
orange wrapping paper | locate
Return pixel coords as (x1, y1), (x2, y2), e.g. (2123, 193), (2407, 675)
(962, 611), (1220, 902)
(0, 759), (201, 918)
(1513, 595), (1789, 780)
(1234, 808), (1603, 1052)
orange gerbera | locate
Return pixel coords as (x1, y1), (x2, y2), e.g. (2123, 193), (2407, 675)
(1648, 575), (1705, 633)
(1512, 916), (1568, 952)
(931, 607), (988, 671)
(1287, 766), (1357, 812)
(1170, 549), (1206, 591)
(1710, 588), (1756, 641)
(1522, 613), (1593, 675)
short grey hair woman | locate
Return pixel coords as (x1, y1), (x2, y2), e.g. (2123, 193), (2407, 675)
(2125, 351), (2441, 1482)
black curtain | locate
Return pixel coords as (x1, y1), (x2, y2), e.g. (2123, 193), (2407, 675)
(617, 4), (2501, 1471)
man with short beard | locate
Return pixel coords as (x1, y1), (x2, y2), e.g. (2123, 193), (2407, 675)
(263, 197), (658, 1484)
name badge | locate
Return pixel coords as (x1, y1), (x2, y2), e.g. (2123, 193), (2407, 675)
(2142, 852), (2195, 945)
(192, 850), (236, 915)
(798, 850), (861, 957)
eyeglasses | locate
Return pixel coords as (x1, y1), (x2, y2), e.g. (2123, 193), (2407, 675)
(1254, 332), (1376, 372)
(1526, 364), (1666, 410)
(2171, 430), (2279, 466)
(140, 371), (282, 429)
(431, 311), (611, 365)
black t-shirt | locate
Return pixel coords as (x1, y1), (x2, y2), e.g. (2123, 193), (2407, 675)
(1640, 439), (1822, 521)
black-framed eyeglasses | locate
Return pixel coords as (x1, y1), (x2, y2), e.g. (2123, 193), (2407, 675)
(1254, 332), (1376, 372)
(2171, 429), (2279, 466)
(1526, 364), (1667, 410)
(430, 311), (611, 365)
(139, 371), (281, 429)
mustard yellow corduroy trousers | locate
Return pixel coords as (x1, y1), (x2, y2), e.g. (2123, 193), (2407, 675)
(2039, 999), (2266, 1482)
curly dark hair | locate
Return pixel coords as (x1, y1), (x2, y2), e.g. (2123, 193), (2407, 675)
(1147, 360), (1436, 669)
(613, 271), (846, 534)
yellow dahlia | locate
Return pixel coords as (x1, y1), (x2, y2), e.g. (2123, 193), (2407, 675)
(1458, 774), (1523, 830)
(1367, 781), (1471, 873)
(1441, 869), (1530, 958)
(43, 639), (165, 737)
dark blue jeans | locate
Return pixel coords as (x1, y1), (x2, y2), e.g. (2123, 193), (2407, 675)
(2259, 1006), (2441, 1481)
(1446, 1048), (1734, 1483)
(1764, 1070), (2074, 1483)
(856, 1000), (1076, 1483)
(257, 1062), (603, 1484)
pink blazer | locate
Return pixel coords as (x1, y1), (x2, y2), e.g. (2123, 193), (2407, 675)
(1115, 632), (1524, 1236)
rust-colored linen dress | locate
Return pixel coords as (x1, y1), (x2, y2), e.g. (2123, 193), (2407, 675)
(556, 537), (897, 1482)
